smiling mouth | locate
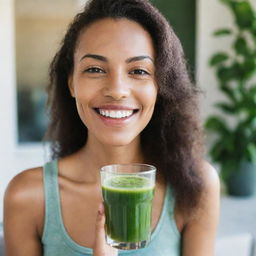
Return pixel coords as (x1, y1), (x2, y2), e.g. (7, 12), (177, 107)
(94, 108), (139, 119)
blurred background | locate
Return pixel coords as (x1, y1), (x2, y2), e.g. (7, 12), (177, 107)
(0, 0), (256, 255)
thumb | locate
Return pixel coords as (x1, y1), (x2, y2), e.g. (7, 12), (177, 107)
(93, 203), (118, 256)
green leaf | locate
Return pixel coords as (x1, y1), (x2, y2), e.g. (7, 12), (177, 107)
(215, 102), (237, 114)
(249, 86), (256, 104)
(246, 143), (256, 163)
(219, 83), (239, 103)
(233, 36), (250, 56)
(230, 1), (254, 30)
(217, 64), (241, 82)
(209, 53), (229, 66)
(240, 58), (256, 80)
(220, 160), (238, 181)
(205, 116), (229, 133)
(213, 28), (232, 36)
(209, 134), (238, 167)
(252, 17), (256, 34)
(210, 140), (227, 162)
(238, 98), (256, 117)
(246, 116), (256, 130)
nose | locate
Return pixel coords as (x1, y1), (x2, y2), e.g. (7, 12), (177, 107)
(102, 71), (130, 100)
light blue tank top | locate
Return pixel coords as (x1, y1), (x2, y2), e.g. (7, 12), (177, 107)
(42, 160), (181, 256)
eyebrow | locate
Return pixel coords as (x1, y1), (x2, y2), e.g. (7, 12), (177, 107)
(80, 54), (107, 62)
(126, 55), (154, 63)
(79, 54), (154, 63)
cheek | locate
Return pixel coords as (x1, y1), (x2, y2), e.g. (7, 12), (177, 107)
(141, 86), (157, 109)
(72, 74), (100, 96)
(73, 90), (93, 126)
(73, 81), (99, 105)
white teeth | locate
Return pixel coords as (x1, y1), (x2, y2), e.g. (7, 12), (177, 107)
(98, 109), (133, 118)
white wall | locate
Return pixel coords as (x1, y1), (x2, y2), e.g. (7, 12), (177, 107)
(0, 0), (46, 222)
(196, 0), (234, 121)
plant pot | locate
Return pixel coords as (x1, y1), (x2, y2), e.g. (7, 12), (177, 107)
(226, 162), (256, 197)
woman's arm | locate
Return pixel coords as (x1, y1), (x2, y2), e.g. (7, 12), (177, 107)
(4, 169), (44, 256)
(182, 161), (220, 256)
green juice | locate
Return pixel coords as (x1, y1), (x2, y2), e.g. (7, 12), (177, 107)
(102, 176), (154, 243)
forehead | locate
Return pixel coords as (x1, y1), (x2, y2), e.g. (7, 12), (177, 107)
(74, 18), (155, 60)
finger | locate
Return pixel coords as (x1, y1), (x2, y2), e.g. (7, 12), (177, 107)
(94, 203), (106, 255)
(93, 204), (118, 256)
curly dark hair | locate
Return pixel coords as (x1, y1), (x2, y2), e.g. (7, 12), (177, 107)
(46, 0), (204, 213)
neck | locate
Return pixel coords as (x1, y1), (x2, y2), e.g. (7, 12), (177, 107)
(75, 135), (144, 182)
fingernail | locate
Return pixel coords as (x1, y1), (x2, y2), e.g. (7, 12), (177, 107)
(97, 210), (102, 220)
(98, 203), (104, 215)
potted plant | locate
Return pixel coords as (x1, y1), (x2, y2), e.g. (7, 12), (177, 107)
(205, 0), (256, 196)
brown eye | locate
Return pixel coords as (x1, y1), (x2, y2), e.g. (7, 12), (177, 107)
(84, 67), (105, 73)
(129, 69), (149, 75)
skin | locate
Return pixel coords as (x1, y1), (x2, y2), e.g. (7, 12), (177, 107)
(4, 18), (220, 256)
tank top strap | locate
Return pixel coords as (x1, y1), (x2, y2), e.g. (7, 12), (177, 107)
(167, 185), (175, 212)
(42, 159), (62, 242)
(42, 160), (94, 255)
(166, 185), (180, 238)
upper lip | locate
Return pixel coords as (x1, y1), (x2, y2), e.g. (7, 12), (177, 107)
(94, 105), (139, 110)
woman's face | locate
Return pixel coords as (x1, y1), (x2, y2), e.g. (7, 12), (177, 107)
(69, 18), (157, 146)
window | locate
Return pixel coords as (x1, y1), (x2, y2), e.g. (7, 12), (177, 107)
(15, 0), (79, 143)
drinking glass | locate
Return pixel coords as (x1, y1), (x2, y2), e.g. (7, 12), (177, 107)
(100, 164), (156, 250)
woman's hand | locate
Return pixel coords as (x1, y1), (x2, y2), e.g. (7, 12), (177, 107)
(93, 204), (118, 256)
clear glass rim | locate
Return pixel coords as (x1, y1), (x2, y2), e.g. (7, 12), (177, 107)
(100, 163), (156, 175)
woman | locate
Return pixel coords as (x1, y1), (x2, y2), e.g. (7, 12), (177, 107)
(4, 0), (220, 255)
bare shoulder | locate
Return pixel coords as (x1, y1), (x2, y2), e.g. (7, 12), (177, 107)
(4, 167), (45, 232)
(198, 160), (220, 196)
(5, 167), (44, 203)
(4, 168), (45, 253)
(180, 162), (220, 255)
(180, 160), (220, 224)
(187, 159), (220, 222)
